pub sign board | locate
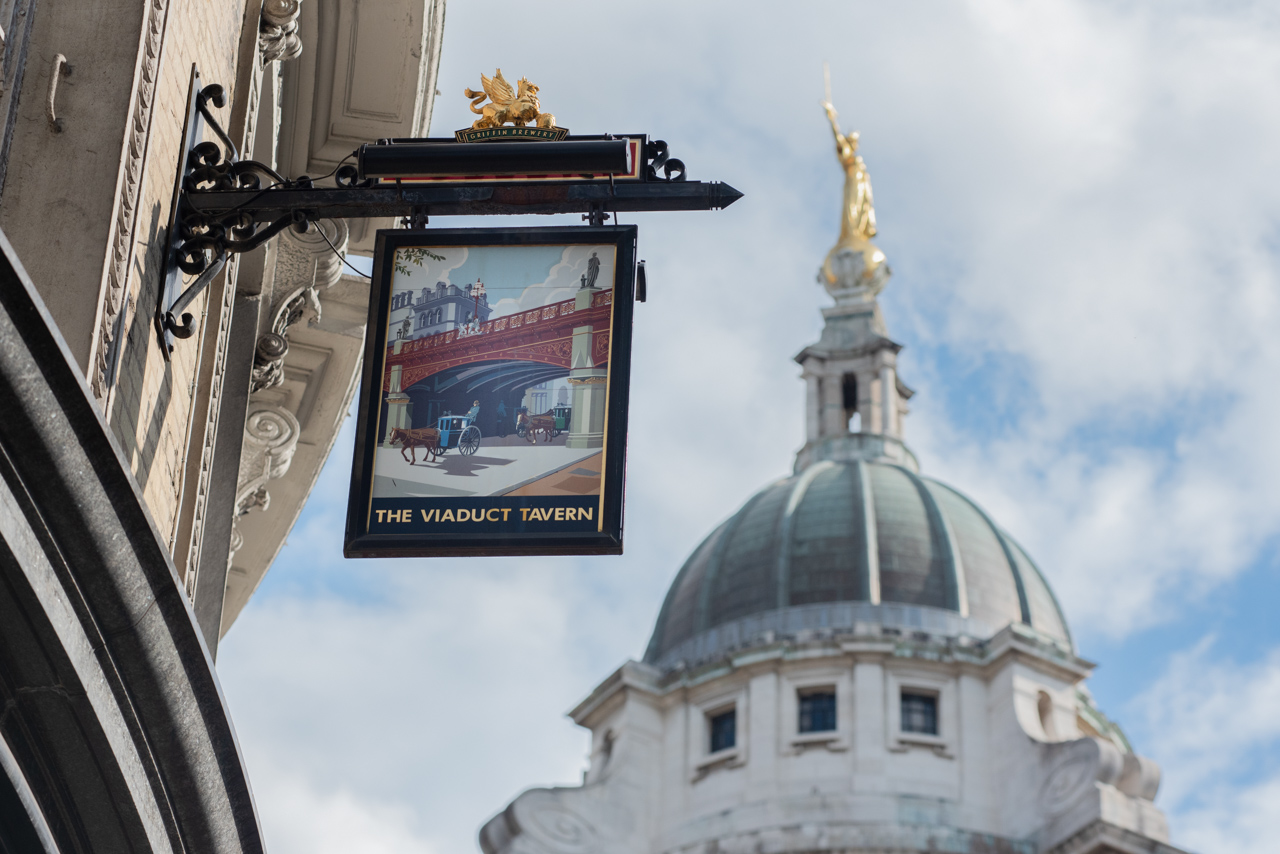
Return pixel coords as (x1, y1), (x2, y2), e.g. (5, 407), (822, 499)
(344, 226), (637, 557)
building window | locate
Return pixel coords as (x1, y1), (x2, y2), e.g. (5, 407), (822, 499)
(798, 690), (836, 733)
(709, 708), (736, 753)
(901, 692), (938, 736)
(842, 373), (859, 432)
(1037, 690), (1058, 740)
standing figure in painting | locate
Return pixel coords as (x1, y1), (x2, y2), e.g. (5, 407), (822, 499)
(496, 400), (509, 437)
(585, 251), (601, 289)
(818, 69), (890, 301)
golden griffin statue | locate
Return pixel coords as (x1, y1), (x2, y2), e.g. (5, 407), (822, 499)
(464, 69), (557, 130)
(819, 67), (889, 301)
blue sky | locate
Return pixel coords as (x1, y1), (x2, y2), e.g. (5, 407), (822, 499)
(217, 3), (1280, 852)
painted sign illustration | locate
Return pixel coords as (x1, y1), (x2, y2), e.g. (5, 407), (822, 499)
(345, 226), (636, 557)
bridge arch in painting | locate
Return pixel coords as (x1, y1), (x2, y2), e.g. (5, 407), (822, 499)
(383, 290), (612, 437)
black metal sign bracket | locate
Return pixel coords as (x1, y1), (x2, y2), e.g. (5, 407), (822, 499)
(159, 70), (741, 354)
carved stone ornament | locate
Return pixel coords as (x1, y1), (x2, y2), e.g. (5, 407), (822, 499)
(91, 0), (168, 404)
(1038, 737), (1123, 818)
(233, 404), (300, 518)
(480, 787), (635, 854)
(260, 0), (303, 63)
(250, 331), (289, 393)
(227, 404), (299, 566)
(249, 218), (347, 393)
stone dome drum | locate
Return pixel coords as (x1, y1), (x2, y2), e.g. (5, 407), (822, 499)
(645, 454), (1071, 670)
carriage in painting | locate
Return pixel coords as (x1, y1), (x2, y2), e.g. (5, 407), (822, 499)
(551, 403), (571, 435)
(434, 414), (481, 456)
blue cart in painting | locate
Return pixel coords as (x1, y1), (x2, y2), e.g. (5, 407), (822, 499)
(435, 414), (482, 456)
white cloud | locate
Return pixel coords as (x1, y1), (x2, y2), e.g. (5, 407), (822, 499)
(489, 244), (614, 316)
(1130, 638), (1280, 853)
(254, 772), (438, 854)
(393, 248), (469, 293)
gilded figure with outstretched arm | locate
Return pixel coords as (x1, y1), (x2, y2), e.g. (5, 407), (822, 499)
(818, 85), (887, 297)
(822, 100), (877, 245)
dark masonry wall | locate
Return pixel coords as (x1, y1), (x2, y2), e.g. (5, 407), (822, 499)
(0, 229), (266, 854)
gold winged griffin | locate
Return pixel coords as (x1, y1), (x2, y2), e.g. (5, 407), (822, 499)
(464, 69), (557, 130)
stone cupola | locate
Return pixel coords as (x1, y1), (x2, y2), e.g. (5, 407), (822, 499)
(794, 291), (915, 472)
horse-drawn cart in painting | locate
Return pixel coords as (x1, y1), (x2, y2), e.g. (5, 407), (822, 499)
(552, 403), (571, 435)
(435, 414), (481, 456)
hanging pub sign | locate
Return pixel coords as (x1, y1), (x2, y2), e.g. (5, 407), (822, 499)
(344, 226), (637, 557)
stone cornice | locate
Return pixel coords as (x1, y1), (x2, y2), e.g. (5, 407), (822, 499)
(568, 660), (662, 727)
(646, 621), (1092, 696)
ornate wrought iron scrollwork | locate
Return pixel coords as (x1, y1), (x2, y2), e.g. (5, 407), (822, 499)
(161, 76), (326, 348)
(335, 163), (375, 189)
(645, 139), (686, 182)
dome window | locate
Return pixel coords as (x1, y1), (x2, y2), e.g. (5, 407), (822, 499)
(842, 373), (860, 432)
(901, 692), (938, 736)
(709, 708), (736, 753)
(798, 689), (836, 734)
(1037, 690), (1058, 740)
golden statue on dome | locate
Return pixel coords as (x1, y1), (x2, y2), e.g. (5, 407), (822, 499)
(819, 66), (889, 302)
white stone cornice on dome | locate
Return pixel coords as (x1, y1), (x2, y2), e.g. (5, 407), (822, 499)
(569, 661), (662, 730)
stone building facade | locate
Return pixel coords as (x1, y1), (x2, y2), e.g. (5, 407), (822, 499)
(0, 1), (445, 851)
(479, 205), (1190, 854)
(391, 279), (495, 340)
(0, 0), (445, 651)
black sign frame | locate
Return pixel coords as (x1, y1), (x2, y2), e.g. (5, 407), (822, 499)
(345, 226), (637, 557)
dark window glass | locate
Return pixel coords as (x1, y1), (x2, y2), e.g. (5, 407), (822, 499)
(901, 692), (938, 735)
(709, 708), (736, 753)
(841, 373), (858, 410)
(798, 691), (837, 733)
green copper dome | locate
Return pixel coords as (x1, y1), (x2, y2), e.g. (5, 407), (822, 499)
(644, 458), (1071, 669)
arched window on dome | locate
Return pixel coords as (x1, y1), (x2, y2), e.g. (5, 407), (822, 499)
(1038, 690), (1059, 740)
(842, 373), (860, 432)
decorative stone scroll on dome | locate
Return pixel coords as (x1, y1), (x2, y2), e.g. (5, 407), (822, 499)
(479, 783), (635, 854)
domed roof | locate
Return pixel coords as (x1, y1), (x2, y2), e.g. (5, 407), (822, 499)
(644, 456), (1071, 669)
